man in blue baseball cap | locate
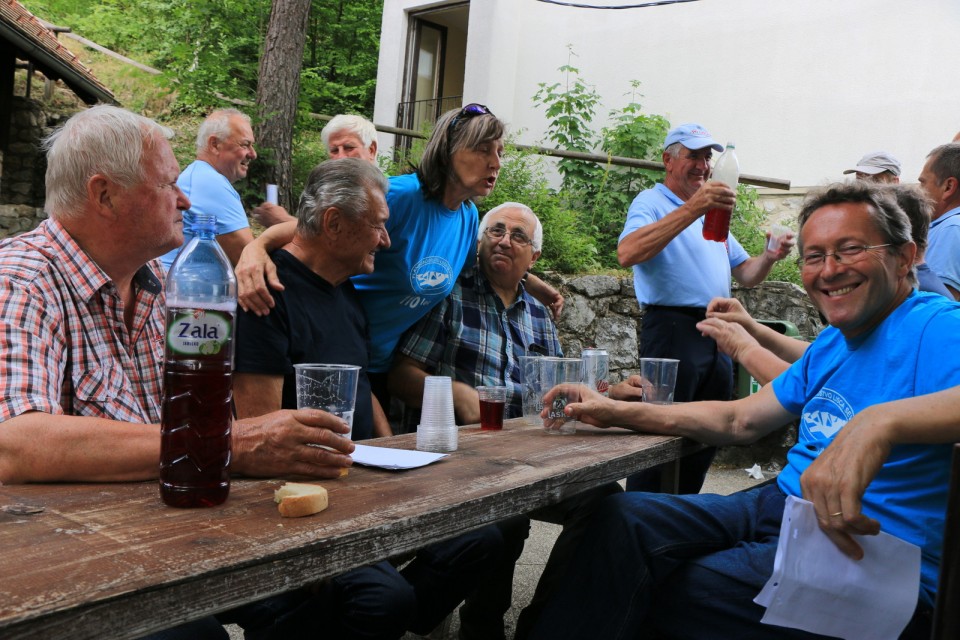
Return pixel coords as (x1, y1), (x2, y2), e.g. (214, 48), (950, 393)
(616, 122), (795, 495)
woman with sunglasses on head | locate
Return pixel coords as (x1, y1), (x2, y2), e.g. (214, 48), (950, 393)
(234, 104), (563, 413)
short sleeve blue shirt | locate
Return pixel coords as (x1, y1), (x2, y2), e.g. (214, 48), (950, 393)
(160, 160), (249, 270)
(772, 291), (960, 605)
(353, 173), (478, 372)
(619, 183), (749, 307)
(926, 205), (960, 292)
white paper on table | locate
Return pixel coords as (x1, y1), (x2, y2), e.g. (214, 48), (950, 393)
(755, 496), (920, 640)
(350, 443), (448, 470)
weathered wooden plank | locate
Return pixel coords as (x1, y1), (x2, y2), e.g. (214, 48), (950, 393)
(0, 421), (698, 639)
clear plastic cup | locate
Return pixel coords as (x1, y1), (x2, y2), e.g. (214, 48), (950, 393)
(639, 358), (680, 404)
(519, 355), (543, 426)
(293, 363), (360, 439)
(417, 376), (458, 452)
(539, 357), (584, 435)
(766, 223), (792, 252)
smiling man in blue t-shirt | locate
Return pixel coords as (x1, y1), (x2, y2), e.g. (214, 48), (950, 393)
(529, 180), (960, 640)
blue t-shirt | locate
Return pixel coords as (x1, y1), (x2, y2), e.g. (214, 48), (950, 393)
(160, 160), (249, 270)
(352, 172), (478, 372)
(618, 183), (749, 307)
(772, 291), (960, 605)
(926, 205), (960, 293)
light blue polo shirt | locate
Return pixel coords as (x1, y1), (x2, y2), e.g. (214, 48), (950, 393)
(926, 205), (960, 293)
(618, 183), (748, 307)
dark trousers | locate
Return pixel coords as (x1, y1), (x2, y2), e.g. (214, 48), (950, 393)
(528, 484), (932, 639)
(457, 482), (624, 640)
(214, 525), (504, 640)
(626, 305), (734, 494)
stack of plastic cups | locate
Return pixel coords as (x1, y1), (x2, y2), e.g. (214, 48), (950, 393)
(416, 376), (458, 452)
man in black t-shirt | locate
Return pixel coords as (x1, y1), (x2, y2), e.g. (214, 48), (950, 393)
(234, 159), (391, 438)
(230, 158), (508, 640)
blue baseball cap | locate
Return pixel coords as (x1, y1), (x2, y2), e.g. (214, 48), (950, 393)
(663, 123), (724, 152)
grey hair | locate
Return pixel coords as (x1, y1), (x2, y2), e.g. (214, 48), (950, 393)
(196, 108), (250, 153)
(417, 107), (506, 202)
(321, 114), (377, 150)
(925, 143), (960, 183)
(664, 142), (683, 159)
(43, 105), (173, 220)
(886, 184), (933, 254)
(479, 202), (543, 252)
(797, 181), (915, 286)
(296, 158), (389, 238)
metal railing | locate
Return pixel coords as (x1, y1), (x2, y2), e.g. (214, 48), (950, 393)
(395, 95), (463, 149)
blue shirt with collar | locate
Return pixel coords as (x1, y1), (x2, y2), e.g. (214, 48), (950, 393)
(619, 183), (749, 307)
(926, 205), (960, 293)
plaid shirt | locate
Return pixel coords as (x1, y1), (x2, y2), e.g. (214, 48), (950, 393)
(0, 219), (165, 423)
(397, 266), (562, 418)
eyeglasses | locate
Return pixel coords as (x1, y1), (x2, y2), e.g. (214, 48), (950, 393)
(448, 103), (494, 131)
(796, 244), (892, 269)
(484, 226), (533, 247)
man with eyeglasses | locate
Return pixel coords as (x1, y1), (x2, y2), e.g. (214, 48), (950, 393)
(698, 183), (950, 387)
(160, 109), (260, 269)
(389, 201), (561, 424)
(528, 180), (960, 640)
(389, 202), (619, 640)
(616, 122), (795, 496)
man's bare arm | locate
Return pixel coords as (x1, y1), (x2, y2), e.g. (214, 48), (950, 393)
(553, 382), (793, 446)
(0, 412), (161, 483)
(235, 221), (297, 315)
(617, 181), (734, 267)
(0, 408), (356, 484)
(234, 372), (284, 419)
(216, 227), (256, 267)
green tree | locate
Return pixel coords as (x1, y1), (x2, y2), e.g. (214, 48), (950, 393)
(24, 0), (383, 117)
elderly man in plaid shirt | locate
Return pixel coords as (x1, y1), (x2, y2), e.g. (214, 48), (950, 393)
(388, 201), (562, 425)
(388, 202), (620, 640)
(0, 106), (358, 639)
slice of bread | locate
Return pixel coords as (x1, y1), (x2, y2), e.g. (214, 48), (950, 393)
(274, 482), (329, 518)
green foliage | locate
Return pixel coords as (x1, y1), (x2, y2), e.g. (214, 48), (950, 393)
(532, 49), (601, 191)
(729, 186), (802, 285)
(531, 57), (668, 268)
(23, 0), (383, 117)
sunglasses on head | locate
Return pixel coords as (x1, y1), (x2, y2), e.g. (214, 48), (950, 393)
(448, 103), (494, 131)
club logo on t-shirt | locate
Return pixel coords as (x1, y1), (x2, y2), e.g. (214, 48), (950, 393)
(800, 387), (855, 441)
(410, 256), (454, 296)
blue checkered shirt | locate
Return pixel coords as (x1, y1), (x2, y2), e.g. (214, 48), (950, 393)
(396, 266), (562, 418)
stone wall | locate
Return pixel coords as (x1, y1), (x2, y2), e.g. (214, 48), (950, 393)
(0, 203), (46, 237)
(1, 97), (50, 208)
(543, 273), (823, 470)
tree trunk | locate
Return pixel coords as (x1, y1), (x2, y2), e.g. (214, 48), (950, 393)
(256, 0), (311, 212)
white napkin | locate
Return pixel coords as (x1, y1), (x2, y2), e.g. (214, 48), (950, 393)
(351, 443), (448, 470)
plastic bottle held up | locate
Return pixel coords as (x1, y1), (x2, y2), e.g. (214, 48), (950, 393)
(702, 142), (739, 243)
(160, 213), (237, 508)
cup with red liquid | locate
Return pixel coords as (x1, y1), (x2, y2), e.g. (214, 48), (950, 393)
(477, 386), (508, 430)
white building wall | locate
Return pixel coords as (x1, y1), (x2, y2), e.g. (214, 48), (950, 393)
(376, 0), (960, 188)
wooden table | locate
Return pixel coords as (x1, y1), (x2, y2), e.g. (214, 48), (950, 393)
(0, 419), (700, 639)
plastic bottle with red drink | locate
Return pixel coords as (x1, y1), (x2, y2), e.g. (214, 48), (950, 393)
(160, 213), (237, 508)
(702, 142), (739, 243)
